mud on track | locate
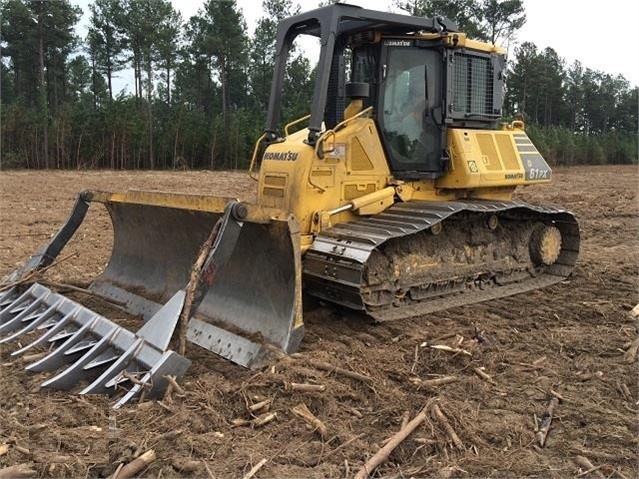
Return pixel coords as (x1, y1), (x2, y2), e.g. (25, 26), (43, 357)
(0, 166), (637, 478)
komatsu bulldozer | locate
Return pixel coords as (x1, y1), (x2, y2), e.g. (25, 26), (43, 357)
(0, 4), (579, 407)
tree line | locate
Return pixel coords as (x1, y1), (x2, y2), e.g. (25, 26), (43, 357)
(1, 0), (313, 170)
(1, 0), (636, 170)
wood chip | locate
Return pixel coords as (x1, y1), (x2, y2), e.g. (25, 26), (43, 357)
(354, 406), (430, 479)
(473, 367), (496, 384)
(163, 375), (186, 395)
(172, 458), (200, 473)
(288, 382), (326, 392)
(0, 444), (8, 457)
(252, 412), (277, 428)
(630, 304), (639, 318)
(322, 433), (365, 461)
(573, 455), (605, 479)
(22, 352), (48, 364)
(414, 376), (458, 388)
(15, 445), (30, 456)
(623, 338), (639, 364)
(536, 397), (559, 447)
(115, 449), (156, 479)
(242, 458), (268, 479)
(248, 398), (271, 412)
(431, 403), (464, 449)
(428, 344), (472, 356)
(0, 464), (37, 479)
(291, 403), (327, 437)
(307, 359), (373, 383)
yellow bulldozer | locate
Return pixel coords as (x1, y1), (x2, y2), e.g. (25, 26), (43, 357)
(0, 4), (579, 407)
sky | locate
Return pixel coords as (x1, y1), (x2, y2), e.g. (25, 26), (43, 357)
(72, 0), (639, 93)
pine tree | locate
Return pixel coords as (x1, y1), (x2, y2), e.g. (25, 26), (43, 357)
(87, 0), (126, 100)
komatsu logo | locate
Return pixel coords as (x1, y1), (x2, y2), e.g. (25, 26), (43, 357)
(384, 40), (411, 47)
(263, 151), (298, 161)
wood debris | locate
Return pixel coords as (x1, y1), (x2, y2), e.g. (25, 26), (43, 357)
(411, 376), (458, 388)
(536, 397), (559, 447)
(252, 412), (277, 428)
(322, 433), (365, 461)
(113, 449), (156, 479)
(354, 406), (429, 479)
(622, 338), (639, 364)
(431, 403), (464, 449)
(242, 458), (268, 479)
(0, 463), (37, 479)
(473, 367), (496, 384)
(21, 352), (49, 364)
(427, 344), (472, 356)
(287, 382), (326, 392)
(573, 455), (606, 479)
(178, 220), (222, 355)
(307, 359), (373, 383)
(172, 458), (200, 473)
(291, 403), (327, 437)
(248, 398), (271, 413)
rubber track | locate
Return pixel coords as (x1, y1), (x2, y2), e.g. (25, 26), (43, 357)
(302, 200), (580, 321)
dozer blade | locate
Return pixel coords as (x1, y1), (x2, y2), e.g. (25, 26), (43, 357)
(1, 190), (303, 404)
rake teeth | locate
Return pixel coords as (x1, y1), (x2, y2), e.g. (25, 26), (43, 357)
(0, 283), (190, 407)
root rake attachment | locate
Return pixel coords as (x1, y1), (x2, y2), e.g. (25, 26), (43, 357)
(0, 283), (190, 409)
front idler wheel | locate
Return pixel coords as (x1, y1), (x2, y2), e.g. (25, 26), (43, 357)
(529, 225), (562, 266)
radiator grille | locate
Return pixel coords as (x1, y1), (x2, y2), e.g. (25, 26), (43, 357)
(453, 53), (494, 116)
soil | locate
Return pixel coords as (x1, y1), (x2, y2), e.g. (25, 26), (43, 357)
(0, 166), (637, 478)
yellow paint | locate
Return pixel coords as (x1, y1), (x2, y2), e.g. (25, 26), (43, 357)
(88, 190), (235, 213)
(257, 115), (392, 243)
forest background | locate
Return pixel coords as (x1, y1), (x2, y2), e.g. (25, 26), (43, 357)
(1, 0), (637, 171)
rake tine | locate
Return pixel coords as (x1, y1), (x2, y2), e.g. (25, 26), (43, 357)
(112, 372), (152, 409)
(0, 299), (63, 345)
(0, 286), (19, 307)
(79, 338), (144, 395)
(40, 328), (118, 390)
(0, 294), (50, 335)
(11, 306), (81, 357)
(0, 285), (40, 319)
(25, 317), (100, 372)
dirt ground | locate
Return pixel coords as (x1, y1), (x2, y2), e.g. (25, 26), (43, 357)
(0, 166), (637, 478)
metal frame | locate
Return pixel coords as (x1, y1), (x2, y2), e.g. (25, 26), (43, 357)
(264, 3), (456, 144)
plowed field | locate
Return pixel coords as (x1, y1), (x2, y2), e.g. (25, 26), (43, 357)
(1, 166), (637, 478)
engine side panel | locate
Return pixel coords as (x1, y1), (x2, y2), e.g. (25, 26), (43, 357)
(436, 128), (552, 190)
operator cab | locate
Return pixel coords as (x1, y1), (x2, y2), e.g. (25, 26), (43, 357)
(265, 4), (505, 180)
